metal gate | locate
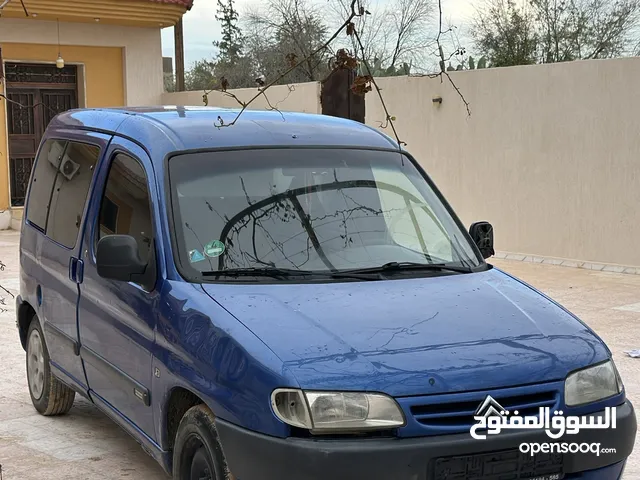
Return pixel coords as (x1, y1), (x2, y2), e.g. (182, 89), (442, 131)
(321, 67), (365, 123)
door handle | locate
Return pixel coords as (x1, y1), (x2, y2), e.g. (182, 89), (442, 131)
(69, 257), (84, 284)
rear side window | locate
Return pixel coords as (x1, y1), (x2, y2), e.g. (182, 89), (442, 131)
(46, 142), (100, 248)
(26, 140), (67, 230)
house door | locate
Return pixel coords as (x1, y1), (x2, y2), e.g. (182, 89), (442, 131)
(5, 62), (78, 207)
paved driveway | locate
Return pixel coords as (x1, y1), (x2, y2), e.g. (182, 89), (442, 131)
(1, 229), (638, 479)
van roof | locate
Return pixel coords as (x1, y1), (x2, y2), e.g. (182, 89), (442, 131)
(48, 106), (399, 153)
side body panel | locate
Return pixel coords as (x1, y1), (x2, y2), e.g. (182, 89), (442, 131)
(21, 129), (111, 392)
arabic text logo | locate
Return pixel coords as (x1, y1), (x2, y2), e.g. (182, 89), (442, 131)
(469, 395), (617, 440)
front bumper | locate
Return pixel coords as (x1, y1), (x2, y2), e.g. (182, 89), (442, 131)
(216, 400), (636, 480)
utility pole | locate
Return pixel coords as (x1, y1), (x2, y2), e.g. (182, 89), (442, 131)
(174, 18), (185, 92)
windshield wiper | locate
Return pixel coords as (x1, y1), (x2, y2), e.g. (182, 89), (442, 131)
(334, 261), (473, 276)
(202, 267), (310, 278)
(201, 267), (379, 281)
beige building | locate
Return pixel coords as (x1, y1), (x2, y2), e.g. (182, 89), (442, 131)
(0, 0), (192, 229)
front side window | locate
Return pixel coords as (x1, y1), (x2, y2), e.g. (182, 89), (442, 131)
(98, 153), (156, 289)
(168, 148), (483, 282)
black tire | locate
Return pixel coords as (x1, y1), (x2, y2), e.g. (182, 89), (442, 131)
(173, 404), (229, 480)
(26, 317), (76, 416)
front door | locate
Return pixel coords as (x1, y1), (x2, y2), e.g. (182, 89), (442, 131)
(77, 137), (160, 439)
(5, 62), (78, 206)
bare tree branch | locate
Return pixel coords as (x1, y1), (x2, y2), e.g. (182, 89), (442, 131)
(0, 92), (59, 116)
(205, 0), (470, 139)
(328, 0), (435, 71)
(408, 0), (472, 116)
(444, 73), (471, 116)
(351, 29), (405, 146)
(0, 260), (12, 315)
(212, 0), (360, 128)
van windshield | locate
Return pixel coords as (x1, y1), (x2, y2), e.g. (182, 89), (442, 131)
(168, 148), (483, 280)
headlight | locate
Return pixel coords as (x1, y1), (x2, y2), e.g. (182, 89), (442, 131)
(565, 359), (623, 407)
(271, 388), (405, 433)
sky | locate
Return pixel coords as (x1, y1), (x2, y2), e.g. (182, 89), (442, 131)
(161, 0), (476, 70)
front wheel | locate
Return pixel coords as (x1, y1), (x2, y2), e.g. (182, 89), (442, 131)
(26, 318), (75, 415)
(173, 404), (229, 480)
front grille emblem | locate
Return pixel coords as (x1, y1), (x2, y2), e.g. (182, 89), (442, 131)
(475, 395), (507, 419)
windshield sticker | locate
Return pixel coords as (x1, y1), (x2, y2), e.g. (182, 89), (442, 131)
(204, 240), (226, 258)
(188, 249), (206, 264)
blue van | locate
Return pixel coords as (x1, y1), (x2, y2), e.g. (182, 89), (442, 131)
(16, 107), (636, 480)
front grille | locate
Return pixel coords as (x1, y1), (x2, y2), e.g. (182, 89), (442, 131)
(408, 387), (559, 432)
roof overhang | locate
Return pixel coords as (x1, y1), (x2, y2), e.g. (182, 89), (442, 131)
(0, 0), (191, 27)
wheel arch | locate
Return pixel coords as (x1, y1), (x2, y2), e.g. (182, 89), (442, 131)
(16, 297), (37, 351)
(162, 385), (206, 452)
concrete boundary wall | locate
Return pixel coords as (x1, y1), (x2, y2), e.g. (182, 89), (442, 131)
(161, 82), (321, 114)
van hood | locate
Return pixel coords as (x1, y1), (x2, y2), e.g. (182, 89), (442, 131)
(201, 268), (608, 397)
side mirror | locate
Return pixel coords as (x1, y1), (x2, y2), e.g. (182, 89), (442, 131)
(469, 222), (495, 259)
(96, 234), (146, 282)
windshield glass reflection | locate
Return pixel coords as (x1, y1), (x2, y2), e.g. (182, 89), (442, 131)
(168, 148), (482, 277)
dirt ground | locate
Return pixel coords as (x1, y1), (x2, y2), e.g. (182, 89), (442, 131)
(1, 229), (638, 479)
